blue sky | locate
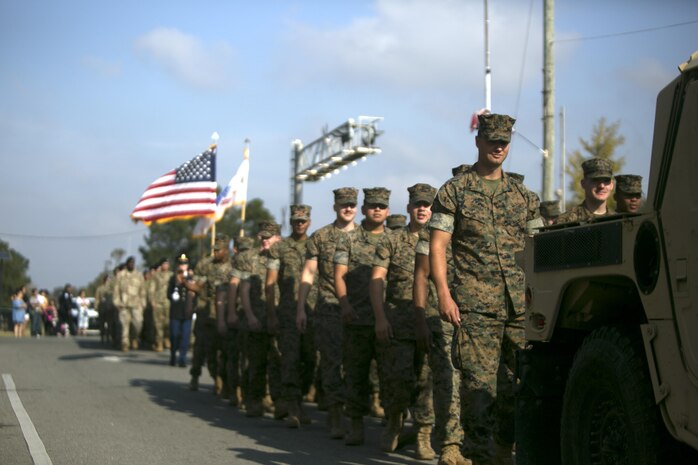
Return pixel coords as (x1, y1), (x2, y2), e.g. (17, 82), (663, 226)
(1, 0), (696, 290)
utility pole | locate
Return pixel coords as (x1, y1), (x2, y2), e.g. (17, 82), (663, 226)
(559, 106), (566, 210)
(484, 0), (491, 111)
(542, 0), (555, 200)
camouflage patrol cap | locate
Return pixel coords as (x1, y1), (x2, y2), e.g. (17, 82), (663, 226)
(451, 164), (472, 177)
(257, 221), (281, 239)
(290, 204), (312, 221)
(614, 174), (643, 195)
(363, 187), (391, 207)
(333, 187), (358, 205)
(507, 172), (525, 183)
(386, 214), (406, 230)
(582, 158), (613, 179)
(539, 200), (561, 219)
(408, 183), (437, 205)
(213, 234), (230, 251)
(234, 236), (254, 251)
(477, 113), (516, 142)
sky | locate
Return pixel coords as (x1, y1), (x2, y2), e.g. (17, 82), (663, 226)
(1, 0), (697, 291)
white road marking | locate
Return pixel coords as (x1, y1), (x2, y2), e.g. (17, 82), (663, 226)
(2, 373), (53, 465)
(102, 356), (122, 362)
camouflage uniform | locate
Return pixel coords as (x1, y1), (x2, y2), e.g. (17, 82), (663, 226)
(386, 214), (406, 230)
(556, 158), (614, 224)
(94, 278), (113, 345)
(335, 187), (390, 422)
(151, 264), (172, 350)
(415, 227), (465, 452)
(614, 174), (643, 213)
(430, 113), (541, 462)
(190, 238), (233, 385)
(112, 264), (146, 350)
(267, 207), (316, 406)
(539, 200), (561, 224)
(305, 189), (358, 411)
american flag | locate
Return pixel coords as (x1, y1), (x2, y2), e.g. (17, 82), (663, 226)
(131, 146), (218, 225)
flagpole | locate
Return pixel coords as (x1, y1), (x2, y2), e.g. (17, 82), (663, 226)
(239, 138), (250, 238)
(209, 133), (220, 255)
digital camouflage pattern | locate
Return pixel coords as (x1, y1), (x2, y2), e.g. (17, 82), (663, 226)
(333, 187), (358, 205)
(362, 187), (390, 206)
(539, 200), (561, 219)
(554, 203), (612, 225)
(408, 183), (437, 204)
(232, 249), (269, 329)
(195, 256), (233, 320)
(305, 222), (355, 310)
(615, 174), (643, 194)
(581, 157), (613, 179)
(477, 113), (516, 142)
(113, 268), (146, 348)
(507, 172), (525, 183)
(290, 204), (311, 220)
(430, 167), (541, 319)
(386, 214), (406, 230)
(267, 236), (308, 322)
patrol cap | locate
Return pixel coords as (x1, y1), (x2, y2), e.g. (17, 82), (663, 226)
(477, 113), (516, 143)
(333, 187), (358, 205)
(408, 183), (436, 205)
(386, 214), (406, 230)
(539, 200), (561, 219)
(451, 164), (471, 177)
(507, 172), (525, 183)
(363, 187), (391, 207)
(234, 236), (254, 251)
(290, 204), (311, 221)
(582, 158), (613, 180)
(615, 174), (643, 195)
(176, 254), (189, 265)
(257, 222), (280, 239)
(213, 234), (230, 251)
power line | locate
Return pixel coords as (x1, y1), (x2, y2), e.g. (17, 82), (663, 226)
(0, 228), (147, 240)
(556, 19), (698, 43)
(514, 0), (535, 119)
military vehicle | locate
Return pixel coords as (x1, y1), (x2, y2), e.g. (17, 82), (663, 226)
(516, 50), (698, 465)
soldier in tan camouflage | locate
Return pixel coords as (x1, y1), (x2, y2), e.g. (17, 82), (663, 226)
(113, 256), (146, 352)
(555, 157), (615, 224)
(371, 183), (437, 459)
(614, 174), (643, 213)
(94, 273), (113, 346)
(430, 113), (542, 464)
(150, 258), (172, 352)
(297, 187), (358, 439)
(266, 204), (315, 428)
(335, 187), (391, 446)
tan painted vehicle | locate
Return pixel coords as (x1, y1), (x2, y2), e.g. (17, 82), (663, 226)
(516, 51), (698, 465)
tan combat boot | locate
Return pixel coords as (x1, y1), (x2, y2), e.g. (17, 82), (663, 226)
(130, 339), (139, 350)
(329, 405), (345, 439)
(163, 338), (170, 349)
(344, 417), (364, 445)
(219, 381), (232, 400)
(416, 424), (436, 460)
(380, 410), (404, 452)
(370, 392), (385, 418)
(214, 376), (224, 396)
(153, 342), (163, 352)
(438, 445), (472, 465)
(121, 343), (129, 352)
(285, 401), (301, 428)
(262, 394), (275, 414)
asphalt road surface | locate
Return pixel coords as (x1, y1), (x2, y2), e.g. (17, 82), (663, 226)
(1, 335), (440, 465)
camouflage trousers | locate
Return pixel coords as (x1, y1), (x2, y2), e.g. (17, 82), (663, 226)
(314, 310), (344, 408)
(279, 317), (316, 402)
(242, 330), (282, 402)
(452, 310), (524, 462)
(427, 316), (465, 449)
(151, 302), (169, 346)
(190, 316), (220, 380)
(343, 324), (377, 418)
(117, 306), (143, 347)
(221, 327), (241, 393)
(378, 337), (434, 425)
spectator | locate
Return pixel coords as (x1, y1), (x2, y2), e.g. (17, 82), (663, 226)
(12, 289), (27, 338)
(58, 284), (76, 336)
(44, 298), (58, 336)
(76, 289), (91, 336)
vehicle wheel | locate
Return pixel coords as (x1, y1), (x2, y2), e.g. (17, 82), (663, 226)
(561, 326), (659, 465)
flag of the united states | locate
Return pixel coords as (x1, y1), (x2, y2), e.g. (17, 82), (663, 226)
(131, 146), (217, 225)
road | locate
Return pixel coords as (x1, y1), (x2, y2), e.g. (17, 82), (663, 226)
(1, 335), (438, 465)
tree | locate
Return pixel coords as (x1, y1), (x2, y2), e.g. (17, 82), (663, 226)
(565, 117), (626, 208)
(0, 239), (30, 306)
(110, 248), (126, 268)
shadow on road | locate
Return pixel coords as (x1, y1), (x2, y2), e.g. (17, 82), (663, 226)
(130, 377), (432, 465)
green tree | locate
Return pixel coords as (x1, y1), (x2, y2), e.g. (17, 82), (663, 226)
(0, 239), (30, 306)
(565, 117), (626, 208)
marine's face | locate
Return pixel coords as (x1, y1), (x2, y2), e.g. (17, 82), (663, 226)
(291, 218), (310, 236)
(408, 201), (432, 226)
(213, 247), (228, 261)
(615, 191), (641, 213)
(476, 136), (510, 169)
(582, 177), (614, 202)
(334, 202), (357, 223)
(362, 203), (389, 226)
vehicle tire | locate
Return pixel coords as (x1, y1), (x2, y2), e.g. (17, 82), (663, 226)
(561, 326), (659, 465)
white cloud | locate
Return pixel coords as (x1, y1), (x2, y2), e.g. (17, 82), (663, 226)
(135, 27), (235, 90)
(278, 0), (543, 93)
(81, 55), (122, 77)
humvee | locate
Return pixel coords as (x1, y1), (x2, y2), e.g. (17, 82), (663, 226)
(516, 50), (698, 465)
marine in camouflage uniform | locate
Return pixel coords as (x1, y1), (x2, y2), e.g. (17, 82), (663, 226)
(113, 256), (146, 352)
(372, 183), (437, 459)
(266, 204), (316, 428)
(150, 258), (172, 352)
(234, 222), (281, 417)
(539, 200), (561, 225)
(614, 174), (643, 213)
(386, 214), (407, 230)
(94, 274), (113, 346)
(334, 187), (391, 446)
(297, 187), (359, 439)
(186, 234), (233, 392)
(555, 157), (615, 224)
(430, 113), (542, 464)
